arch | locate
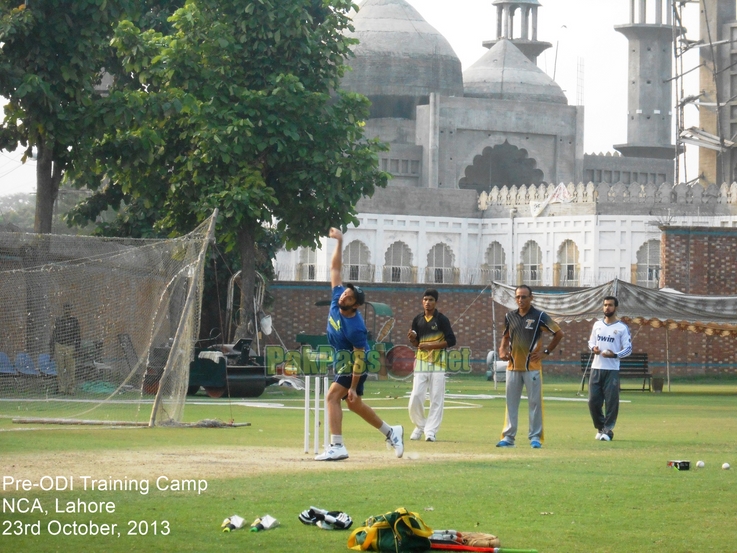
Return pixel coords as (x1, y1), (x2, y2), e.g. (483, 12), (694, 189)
(384, 241), (414, 283)
(343, 240), (373, 282)
(298, 247), (317, 281)
(556, 239), (579, 286)
(636, 239), (660, 288)
(520, 240), (543, 286)
(426, 243), (456, 284)
(483, 241), (506, 283)
(458, 140), (545, 192)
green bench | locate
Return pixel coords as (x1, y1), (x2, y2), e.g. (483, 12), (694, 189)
(580, 352), (651, 392)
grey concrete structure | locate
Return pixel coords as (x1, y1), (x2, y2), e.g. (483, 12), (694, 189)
(614, 0), (676, 160)
(345, 0), (672, 197)
(483, 0), (552, 64)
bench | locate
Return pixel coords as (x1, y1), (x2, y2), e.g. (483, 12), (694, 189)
(580, 352), (651, 392)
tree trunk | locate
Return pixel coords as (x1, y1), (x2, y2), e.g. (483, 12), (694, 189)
(236, 223), (257, 339)
(22, 237), (52, 356)
(34, 138), (62, 234)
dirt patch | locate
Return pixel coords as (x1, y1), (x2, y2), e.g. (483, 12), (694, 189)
(2, 447), (497, 485)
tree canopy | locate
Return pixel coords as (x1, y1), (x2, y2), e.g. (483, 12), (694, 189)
(67, 0), (388, 335)
(0, 0), (180, 233)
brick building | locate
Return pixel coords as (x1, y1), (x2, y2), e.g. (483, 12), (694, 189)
(660, 226), (737, 295)
(268, 278), (737, 378)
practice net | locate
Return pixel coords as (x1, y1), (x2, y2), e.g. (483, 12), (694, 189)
(0, 213), (215, 426)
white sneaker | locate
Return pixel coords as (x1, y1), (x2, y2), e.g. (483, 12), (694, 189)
(598, 433), (611, 442)
(410, 427), (423, 441)
(386, 425), (404, 458)
(315, 443), (349, 461)
(425, 433), (436, 442)
(595, 432), (603, 440)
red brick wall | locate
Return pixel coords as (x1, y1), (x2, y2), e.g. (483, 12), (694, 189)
(268, 282), (737, 377)
(661, 226), (737, 295)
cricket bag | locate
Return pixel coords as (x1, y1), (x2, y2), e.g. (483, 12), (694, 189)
(347, 507), (433, 552)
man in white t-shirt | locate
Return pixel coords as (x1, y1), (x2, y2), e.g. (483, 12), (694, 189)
(587, 296), (632, 441)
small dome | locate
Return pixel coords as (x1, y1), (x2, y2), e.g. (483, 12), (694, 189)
(463, 39), (568, 105)
(341, 0), (464, 118)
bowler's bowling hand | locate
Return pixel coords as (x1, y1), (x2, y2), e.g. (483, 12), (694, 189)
(329, 227), (342, 240)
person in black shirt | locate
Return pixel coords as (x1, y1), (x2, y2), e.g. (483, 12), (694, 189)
(407, 289), (456, 442)
(51, 303), (81, 394)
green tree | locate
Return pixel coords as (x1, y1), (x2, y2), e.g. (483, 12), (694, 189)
(67, 0), (388, 336)
(0, 1), (180, 234)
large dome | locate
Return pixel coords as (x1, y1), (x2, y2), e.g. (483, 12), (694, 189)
(463, 39), (568, 104)
(341, 0), (464, 119)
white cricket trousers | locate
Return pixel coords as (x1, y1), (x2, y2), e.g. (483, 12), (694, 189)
(408, 368), (445, 437)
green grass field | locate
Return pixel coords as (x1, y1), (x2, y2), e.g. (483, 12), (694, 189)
(1, 375), (736, 552)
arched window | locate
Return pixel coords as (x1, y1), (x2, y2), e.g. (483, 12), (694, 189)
(483, 242), (506, 283)
(426, 243), (455, 284)
(521, 241), (542, 285)
(343, 240), (373, 282)
(557, 240), (579, 286)
(384, 241), (413, 283)
(298, 248), (317, 281)
(636, 240), (660, 288)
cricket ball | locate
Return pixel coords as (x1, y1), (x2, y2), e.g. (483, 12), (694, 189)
(696, 460), (705, 468)
(722, 462), (730, 470)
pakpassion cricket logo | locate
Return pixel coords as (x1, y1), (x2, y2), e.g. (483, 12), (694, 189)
(264, 345), (474, 375)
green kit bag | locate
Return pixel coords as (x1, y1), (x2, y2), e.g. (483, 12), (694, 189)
(347, 507), (433, 552)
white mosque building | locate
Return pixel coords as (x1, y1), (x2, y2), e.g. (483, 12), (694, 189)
(274, 0), (737, 288)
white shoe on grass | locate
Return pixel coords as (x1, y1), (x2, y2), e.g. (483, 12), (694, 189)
(386, 425), (404, 458)
(315, 443), (349, 461)
(410, 427), (423, 440)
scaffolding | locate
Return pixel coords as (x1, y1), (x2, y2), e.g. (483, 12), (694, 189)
(672, 0), (737, 185)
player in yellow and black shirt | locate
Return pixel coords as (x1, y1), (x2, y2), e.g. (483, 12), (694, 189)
(497, 285), (563, 449)
(407, 289), (456, 442)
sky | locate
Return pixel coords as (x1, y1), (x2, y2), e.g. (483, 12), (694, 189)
(0, 0), (702, 197)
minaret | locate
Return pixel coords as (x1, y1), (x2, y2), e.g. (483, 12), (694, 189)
(614, 0), (676, 160)
(483, 0), (552, 63)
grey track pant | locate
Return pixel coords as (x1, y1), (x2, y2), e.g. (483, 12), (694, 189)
(501, 370), (543, 443)
(588, 368), (620, 432)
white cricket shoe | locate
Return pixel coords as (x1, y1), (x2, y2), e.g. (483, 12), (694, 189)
(386, 425), (404, 458)
(595, 432), (603, 440)
(315, 443), (349, 461)
(410, 427), (423, 441)
(425, 433), (436, 442)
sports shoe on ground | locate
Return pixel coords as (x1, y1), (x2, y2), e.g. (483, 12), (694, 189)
(315, 443), (349, 461)
(386, 425), (404, 458)
(597, 430), (613, 441)
(299, 507), (327, 525)
(496, 439), (515, 447)
(410, 427), (423, 441)
(530, 439), (542, 449)
(595, 431), (603, 440)
(425, 433), (436, 442)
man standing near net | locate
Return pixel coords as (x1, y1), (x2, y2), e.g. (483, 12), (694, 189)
(50, 303), (81, 395)
(315, 227), (404, 461)
(407, 289), (456, 442)
(588, 296), (632, 441)
(497, 285), (563, 449)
